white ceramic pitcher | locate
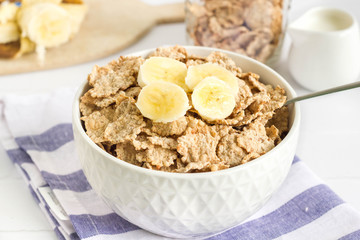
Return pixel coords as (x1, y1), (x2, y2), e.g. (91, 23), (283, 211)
(288, 7), (360, 91)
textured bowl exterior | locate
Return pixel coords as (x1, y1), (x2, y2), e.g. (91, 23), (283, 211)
(72, 46), (300, 239)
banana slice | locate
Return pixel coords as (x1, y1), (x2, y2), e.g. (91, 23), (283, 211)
(17, 3), (71, 48)
(0, 2), (19, 24)
(191, 76), (236, 121)
(0, 22), (20, 44)
(19, 37), (36, 56)
(185, 63), (239, 95)
(137, 57), (189, 92)
(136, 81), (190, 123)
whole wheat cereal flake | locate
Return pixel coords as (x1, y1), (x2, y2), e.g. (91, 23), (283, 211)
(266, 125), (281, 144)
(113, 98), (141, 120)
(177, 124), (221, 166)
(247, 92), (271, 114)
(239, 72), (267, 93)
(99, 106), (116, 121)
(88, 65), (125, 98)
(131, 134), (154, 151)
(238, 108), (274, 128)
(260, 85), (286, 113)
(232, 79), (253, 114)
(149, 45), (188, 62)
(266, 106), (289, 136)
(104, 97), (145, 144)
(215, 95), (274, 126)
(151, 116), (188, 137)
(237, 121), (276, 154)
(88, 56), (144, 98)
(218, 121), (278, 166)
(214, 124), (237, 138)
(81, 111), (110, 143)
(80, 90), (97, 104)
(115, 142), (141, 166)
(108, 56), (144, 76)
(184, 116), (212, 134)
(217, 133), (248, 167)
(254, 111), (275, 127)
(95, 91), (127, 108)
(206, 108), (247, 126)
(140, 119), (156, 136)
(148, 136), (178, 150)
(205, 51), (240, 73)
(82, 89), (127, 108)
(104, 114), (145, 144)
(136, 146), (178, 168)
(125, 86), (142, 99)
(79, 101), (99, 117)
(186, 58), (207, 68)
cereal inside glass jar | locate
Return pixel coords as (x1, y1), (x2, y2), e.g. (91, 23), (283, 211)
(186, 0), (290, 64)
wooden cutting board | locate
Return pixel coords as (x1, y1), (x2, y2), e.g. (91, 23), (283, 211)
(0, 0), (185, 75)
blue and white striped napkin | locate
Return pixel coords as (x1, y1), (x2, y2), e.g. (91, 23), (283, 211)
(1, 88), (360, 240)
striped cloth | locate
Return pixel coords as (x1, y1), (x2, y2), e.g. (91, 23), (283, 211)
(1, 88), (360, 240)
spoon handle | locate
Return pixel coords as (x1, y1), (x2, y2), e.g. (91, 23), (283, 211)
(285, 81), (360, 105)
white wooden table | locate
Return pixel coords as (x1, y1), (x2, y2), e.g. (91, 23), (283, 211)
(0, 0), (359, 239)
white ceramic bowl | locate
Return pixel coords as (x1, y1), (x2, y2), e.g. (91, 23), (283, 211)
(72, 46), (300, 239)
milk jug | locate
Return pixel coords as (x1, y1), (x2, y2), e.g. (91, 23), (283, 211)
(288, 7), (360, 91)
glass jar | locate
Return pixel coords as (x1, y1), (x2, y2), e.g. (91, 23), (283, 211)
(185, 0), (290, 65)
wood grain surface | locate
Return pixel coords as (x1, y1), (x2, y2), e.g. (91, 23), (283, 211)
(0, 0), (185, 75)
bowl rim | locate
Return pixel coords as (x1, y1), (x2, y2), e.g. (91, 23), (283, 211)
(72, 45), (301, 179)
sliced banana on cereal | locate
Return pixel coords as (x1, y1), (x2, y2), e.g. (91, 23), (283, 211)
(185, 63), (239, 95)
(136, 81), (190, 123)
(137, 56), (189, 91)
(191, 76), (236, 121)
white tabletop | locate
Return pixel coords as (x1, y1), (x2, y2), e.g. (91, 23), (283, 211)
(1, 0), (360, 239)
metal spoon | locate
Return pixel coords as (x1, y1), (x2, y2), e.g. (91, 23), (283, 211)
(285, 81), (360, 105)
